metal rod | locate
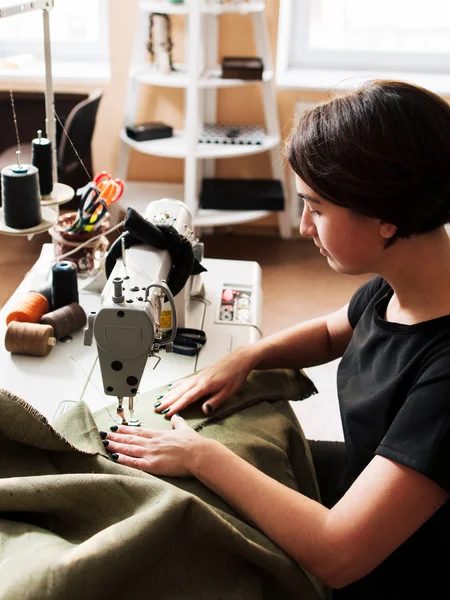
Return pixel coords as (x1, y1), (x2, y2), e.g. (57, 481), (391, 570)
(42, 7), (58, 184)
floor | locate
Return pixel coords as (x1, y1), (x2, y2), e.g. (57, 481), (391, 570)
(0, 230), (370, 441)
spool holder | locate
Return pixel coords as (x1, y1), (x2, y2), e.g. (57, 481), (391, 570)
(0, 150), (74, 238)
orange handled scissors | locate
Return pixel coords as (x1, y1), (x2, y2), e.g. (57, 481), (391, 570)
(93, 171), (124, 207)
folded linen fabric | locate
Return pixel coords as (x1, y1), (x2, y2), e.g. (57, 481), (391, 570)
(0, 369), (327, 600)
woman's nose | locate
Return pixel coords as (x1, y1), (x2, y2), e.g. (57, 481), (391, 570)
(299, 207), (316, 237)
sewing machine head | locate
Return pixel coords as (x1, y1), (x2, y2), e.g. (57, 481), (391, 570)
(84, 199), (204, 414)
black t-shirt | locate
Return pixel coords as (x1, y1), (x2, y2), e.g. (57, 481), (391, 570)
(334, 276), (450, 599)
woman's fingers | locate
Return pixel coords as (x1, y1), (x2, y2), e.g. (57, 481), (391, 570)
(159, 386), (211, 418)
(108, 425), (156, 439)
(110, 453), (148, 470)
(154, 381), (196, 411)
(104, 439), (148, 458)
(155, 381), (207, 412)
(201, 389), (230, 414)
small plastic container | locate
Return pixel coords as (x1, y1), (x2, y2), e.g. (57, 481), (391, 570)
(49, 211), (110, 277)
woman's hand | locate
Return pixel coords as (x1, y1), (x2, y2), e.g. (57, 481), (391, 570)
(154, 345), (259, 418)
(102, 415), (208, 477)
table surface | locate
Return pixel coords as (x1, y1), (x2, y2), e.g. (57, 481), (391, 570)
(0, 244), (263, 422)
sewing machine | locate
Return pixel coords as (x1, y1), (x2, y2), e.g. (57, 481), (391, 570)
(84, 199), (210, 425)
(0, 199), (263, 422)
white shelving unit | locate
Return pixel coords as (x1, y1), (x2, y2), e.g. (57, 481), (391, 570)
(116, 0), (292, 238)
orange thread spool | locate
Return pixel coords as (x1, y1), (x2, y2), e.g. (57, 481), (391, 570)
(5, 322), (56, 357)
(6, 292), (49, 325)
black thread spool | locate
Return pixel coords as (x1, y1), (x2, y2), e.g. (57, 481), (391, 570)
(31, 130), (53, 197)
(31, 284), (53, 312)
(41, 302), (87, 340)
(52, 261), (79, 310)
(1, 151), (41, 229)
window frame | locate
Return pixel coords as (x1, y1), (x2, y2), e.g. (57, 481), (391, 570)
(0, 0), (109, 62)
(276, 0), (450, 90)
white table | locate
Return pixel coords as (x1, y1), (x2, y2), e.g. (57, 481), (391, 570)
(0, 244), (263, 422)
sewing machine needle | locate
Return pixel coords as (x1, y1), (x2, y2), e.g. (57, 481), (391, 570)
(117, 397), (126, 424)
(127, 396), (141, 427)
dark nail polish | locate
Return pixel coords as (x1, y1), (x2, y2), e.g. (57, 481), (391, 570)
(205, 404), (213, 414)
(157, 395), (164, 400)
(111, 453), (119, 460)
(110, 425), (119, 432)
(102, 440), (109, 447)
(154, 402), (161, 408)
(162, 408), (170, 414)
(99, 431), (107, 439)
(175, 413), (180, 417)
(168, 383), (172, 387)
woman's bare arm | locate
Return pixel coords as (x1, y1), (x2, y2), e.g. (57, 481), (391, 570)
(156, 304), (353, 416)
(190, 440), (449, 589)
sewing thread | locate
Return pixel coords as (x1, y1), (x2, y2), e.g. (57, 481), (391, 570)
(52, 261), (79, 310)
(31, 130), (53, 197)
(41, 302), (87, 339)
(1, 164), (42, 229)
(6, 292), (49, 325)
(5, 322), (56, 357)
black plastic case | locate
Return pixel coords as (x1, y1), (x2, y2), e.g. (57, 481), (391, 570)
(200, 178), (284, 211)
(125, 122), (173, 142)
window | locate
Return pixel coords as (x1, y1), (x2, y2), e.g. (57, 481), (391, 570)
(0, 0), (109, 62)
(277, 0), (450, 89)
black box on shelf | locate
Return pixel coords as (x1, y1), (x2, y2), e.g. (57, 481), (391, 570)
(200, 178), (284, 211)
(221, 57), (264, 80)
(125, 122), (173, 142)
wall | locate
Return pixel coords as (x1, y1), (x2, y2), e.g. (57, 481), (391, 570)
(94, 0), (329, 229)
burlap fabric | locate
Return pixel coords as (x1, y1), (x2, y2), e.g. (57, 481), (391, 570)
(0, 369), (328, 600)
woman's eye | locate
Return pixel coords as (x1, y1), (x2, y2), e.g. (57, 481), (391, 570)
(310, 210), (320, 216)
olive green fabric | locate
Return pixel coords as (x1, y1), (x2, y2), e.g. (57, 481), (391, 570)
(0, 369), (328, 600)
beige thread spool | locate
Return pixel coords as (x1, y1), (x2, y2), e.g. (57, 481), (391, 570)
(5, 322), (56, 357)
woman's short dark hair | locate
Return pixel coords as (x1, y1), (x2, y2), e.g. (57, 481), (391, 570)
(286, 80), (450, 241)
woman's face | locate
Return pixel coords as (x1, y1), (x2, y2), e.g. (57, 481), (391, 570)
(296, 177), (389, 275)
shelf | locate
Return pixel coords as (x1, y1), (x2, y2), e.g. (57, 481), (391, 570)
(139, 2), (265, 15)
(120, 128), (279, 159)
(132, 64), (273, 88)
(121, 181), (272, 227)
(139, 1), (189, 15)
(201, 2), (265, 15)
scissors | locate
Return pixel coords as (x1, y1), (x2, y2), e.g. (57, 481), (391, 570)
(67, 173), (124, 233)
(67, 183), (102, 233)
(94, 171), (124, 207)
(172, 328), (207, 356)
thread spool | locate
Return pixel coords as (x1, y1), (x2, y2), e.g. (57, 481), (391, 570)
(1, 151), (42, 229)
(31, 284), (53, 312)
(52, 261), (79, 310)
(6, 291), (49, 325)
(5, 322), (56, 357)
(31, 130), (53, 197)
(41, 302), (87, 339)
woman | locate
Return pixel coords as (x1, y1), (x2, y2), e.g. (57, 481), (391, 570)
(102, 81), (450, 598)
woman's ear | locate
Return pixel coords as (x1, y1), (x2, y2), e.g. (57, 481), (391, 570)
(379, 221), (397, 240)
